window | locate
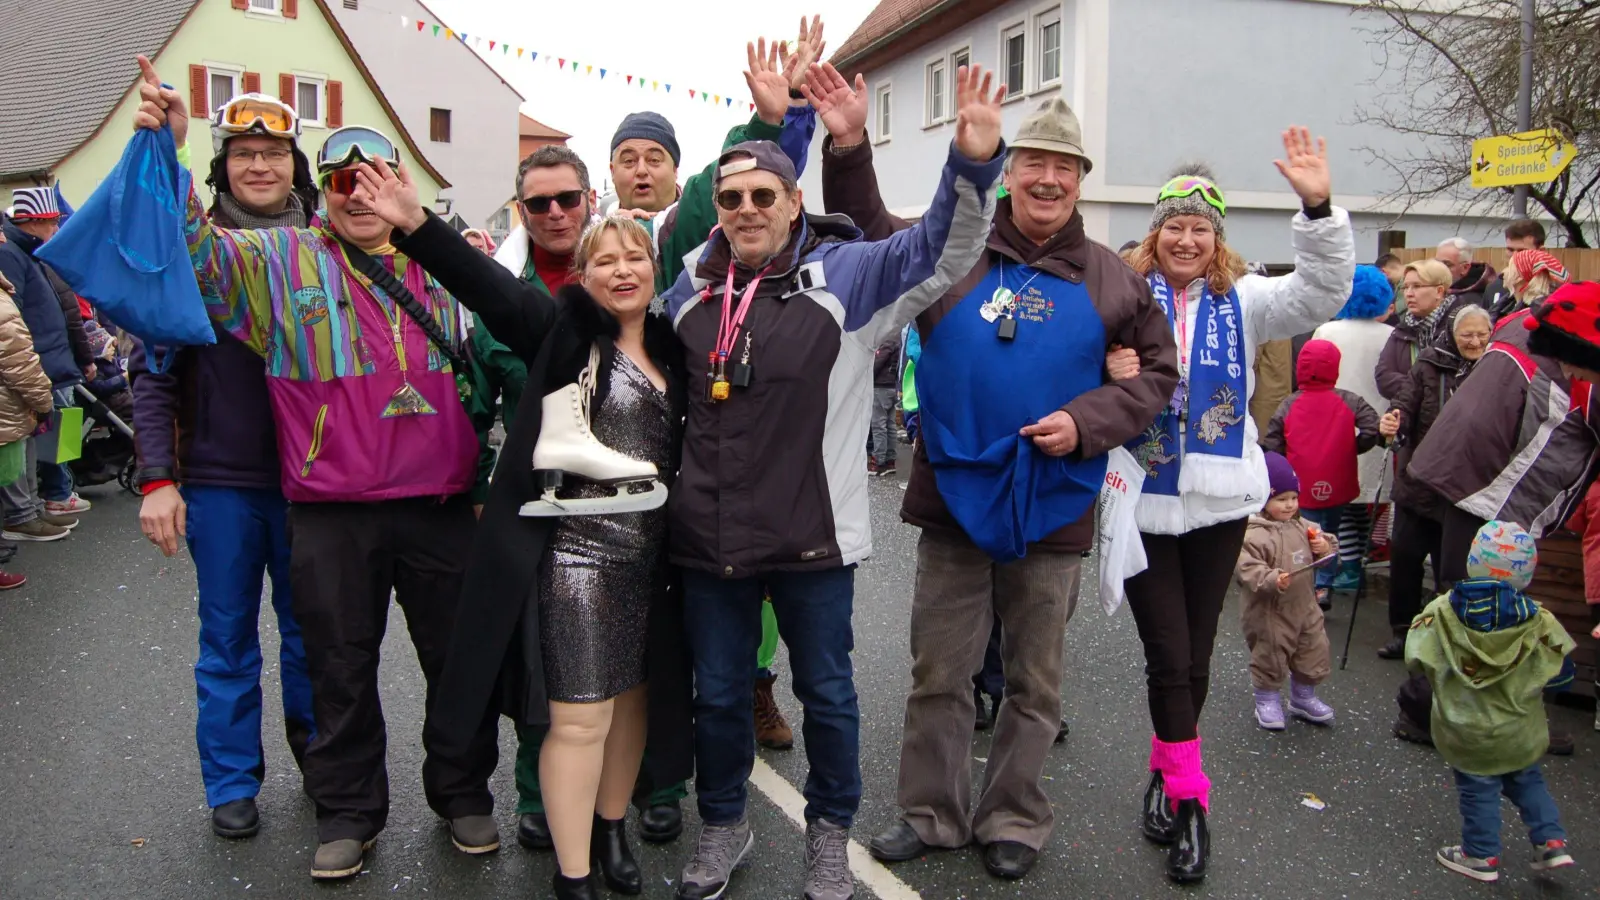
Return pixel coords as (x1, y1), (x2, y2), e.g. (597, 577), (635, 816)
(249, 0), (279, 12)
(295, 75), (325, 127)
(208, 70), (238, 110)
(925, 59), (946, 125)
(875, 83), (892, 142)
(1001, 23), (1026, 98)
(1037, 9), (1062, 86)
(950, 47), (970, 77)
(342, 0), (358, 8)
(430, 108), (452, 143)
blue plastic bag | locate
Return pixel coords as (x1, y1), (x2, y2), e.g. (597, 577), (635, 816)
(37, 124), (215, 351)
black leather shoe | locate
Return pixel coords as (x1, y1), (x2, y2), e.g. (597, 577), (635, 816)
(868, 819), (930, 863)
(638, 800), (682, 844)
(517, 812), (553, 851)
(592, 815), (642, 895)
(982, 841), (1038, 880)
(211, 797), (259, 838)
(1141, 772), (1176, 844)
(1376, 635), (1406, 660)
(552, 872), (599, 900)
(1055, 718), (1069, 744)
(974, 687), (994, 731)
(1166, 799), (1209, 883)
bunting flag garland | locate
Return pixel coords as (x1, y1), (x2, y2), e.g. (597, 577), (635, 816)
(400, 16), (750, 114)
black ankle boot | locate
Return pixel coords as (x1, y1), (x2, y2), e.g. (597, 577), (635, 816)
(1166, 798), (1209, 883)
(552, 872), (598, 900)
(591, 815), (642, 895)
(1141, 772), (1177, 845)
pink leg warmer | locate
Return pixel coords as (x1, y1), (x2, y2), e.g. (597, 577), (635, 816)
(1150, 735), (1210, 812)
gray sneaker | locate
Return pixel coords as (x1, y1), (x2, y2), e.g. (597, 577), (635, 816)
(2, 519), (68, 542)
(310, 837), (375, 880)
(677, 818), (753, 900)
(805, 819), (854, 900)
(39, 512), (77, 530)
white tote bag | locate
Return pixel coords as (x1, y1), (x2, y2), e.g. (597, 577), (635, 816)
(1096, 446), (1148, 615)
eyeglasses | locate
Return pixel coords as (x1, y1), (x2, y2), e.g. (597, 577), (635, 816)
(520, 191), (585, 215)
(215, 94), (298, 138)
(323, 168), (361, 196)
(317, 126), (399, 173)
(1157, 175), (1226, 217)
(227, 147), (293, 166)
(715, 188), (779, 212)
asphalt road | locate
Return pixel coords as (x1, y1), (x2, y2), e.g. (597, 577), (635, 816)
(2, 475), (1597, 900)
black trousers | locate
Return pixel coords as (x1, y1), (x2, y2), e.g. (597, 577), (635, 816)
(1387, 504), (1484, 635)
(289, 496), (498, 842)
(1125, 518), (1250, 743)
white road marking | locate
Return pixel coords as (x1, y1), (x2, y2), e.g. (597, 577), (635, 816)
(748, 758), (925, 900)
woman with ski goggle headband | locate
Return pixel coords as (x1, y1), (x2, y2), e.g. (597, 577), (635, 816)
(1107, 128), (1356, 885)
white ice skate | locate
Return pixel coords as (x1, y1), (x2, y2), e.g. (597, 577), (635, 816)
(519, 349), (668, 517)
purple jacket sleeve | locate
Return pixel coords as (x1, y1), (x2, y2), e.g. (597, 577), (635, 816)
(127, 338), (182, 482)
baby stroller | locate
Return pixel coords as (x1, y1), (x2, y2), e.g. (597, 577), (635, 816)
(70, 378), (137, 493)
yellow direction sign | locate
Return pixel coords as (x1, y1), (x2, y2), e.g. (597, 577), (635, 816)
(1471, 129), (1577, 189)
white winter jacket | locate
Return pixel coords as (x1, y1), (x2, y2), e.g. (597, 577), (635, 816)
(1135, 206), (1357, 535)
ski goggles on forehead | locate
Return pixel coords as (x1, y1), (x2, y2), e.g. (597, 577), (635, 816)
(215, 94), (298, 138)
(1157, 175), (1226, 217)
(317, 126), (399, 173)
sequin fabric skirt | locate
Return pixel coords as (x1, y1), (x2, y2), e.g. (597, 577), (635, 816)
(538, 546), (659, 703)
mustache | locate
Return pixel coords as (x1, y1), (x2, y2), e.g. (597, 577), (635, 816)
(1026, 186), (1066, 199)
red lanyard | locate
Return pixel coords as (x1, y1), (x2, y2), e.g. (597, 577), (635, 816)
(715, 263), (767, 365)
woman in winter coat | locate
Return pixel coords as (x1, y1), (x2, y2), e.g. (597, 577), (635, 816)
(1117, 128), (1355, 883)
(1375, 259), (1457, 403)
(1374, 304), (1493, 658)
(1311, 264), (1395, 588)
(0, 273), (56, 589)
(363, 166), (691, 900)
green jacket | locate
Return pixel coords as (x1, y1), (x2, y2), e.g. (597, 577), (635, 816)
(464, 270), (543, 501)
(1405, 580), (1575, 775)
(655, 112), (785, 293)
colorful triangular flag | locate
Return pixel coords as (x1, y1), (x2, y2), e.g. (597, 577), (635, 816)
(585, 65), (592, 74)
(517, 47), (524, 57)
(489, 40), (495, 50)
(689, 89), (696, 98)
(599, 68), (606, 78)
(626, 75), (633, 85)
(559, 57), (565, 68)
(399, 15), (408, 27)
(653, 81), (659, 90)
(417, 20), (425, 32)
(714, 95), (721, 104)
(459, 32), (466, 41)
(531, 51), (538, 62)
(442, 27), (451, 38)
(725, 97), (732, 107)
(665, 84), (671, 93)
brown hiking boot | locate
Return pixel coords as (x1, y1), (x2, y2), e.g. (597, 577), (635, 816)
(754, 674), (794, 750)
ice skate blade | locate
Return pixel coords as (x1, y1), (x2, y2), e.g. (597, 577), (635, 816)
(519, 480), (667, 517)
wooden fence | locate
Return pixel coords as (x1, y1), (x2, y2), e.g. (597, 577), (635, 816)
(1391, 247), (1600, 283)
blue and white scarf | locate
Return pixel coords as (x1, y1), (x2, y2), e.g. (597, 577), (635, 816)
(1125, 274), (1251, 527)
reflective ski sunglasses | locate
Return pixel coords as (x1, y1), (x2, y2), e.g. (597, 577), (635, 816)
(1157, 175), (1226, 217)
(715, 187), (779, 212)
(322, 167), (361, 196)
(521, 190), (586, 216)
(317, 126), (399, 173)
(214, 94), (298, 138)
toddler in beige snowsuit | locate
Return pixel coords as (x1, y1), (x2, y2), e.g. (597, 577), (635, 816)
(1236, 452), (1338, 730)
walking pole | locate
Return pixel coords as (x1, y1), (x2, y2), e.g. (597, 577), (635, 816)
(1340, 445), (1392, 670)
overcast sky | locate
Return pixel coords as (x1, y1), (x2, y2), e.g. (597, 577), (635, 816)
(420, 0), (872, 194)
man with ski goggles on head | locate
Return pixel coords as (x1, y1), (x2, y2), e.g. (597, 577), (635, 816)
(129, 56), (500, 882)
(128, 88), (319, 846)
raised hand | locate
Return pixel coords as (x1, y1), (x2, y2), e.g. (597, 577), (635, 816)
(745, 38), (790, 127)
(352, 159), (427, 233)
(952, 64), (1005, 162)
(800, 62), (868, 145)
(1273, 126), (1331, 207)
(780, 15), (826, 91)
(132, 55), (190, 146)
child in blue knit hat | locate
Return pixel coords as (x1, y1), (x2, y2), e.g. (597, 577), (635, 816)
(1406, 520), (1576, 883)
